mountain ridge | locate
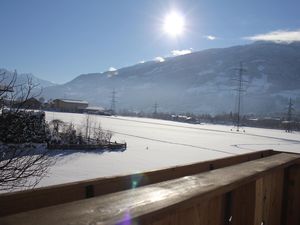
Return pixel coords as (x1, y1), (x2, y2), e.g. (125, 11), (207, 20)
(41, 42), (300, 114)
(0, 68), (57, 88)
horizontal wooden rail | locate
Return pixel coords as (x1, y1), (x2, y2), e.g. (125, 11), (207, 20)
(0, 150), (276, 216)
(0, 153), (299, 225)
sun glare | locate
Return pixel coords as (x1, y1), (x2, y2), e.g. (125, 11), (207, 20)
(163, 11), (185, 37)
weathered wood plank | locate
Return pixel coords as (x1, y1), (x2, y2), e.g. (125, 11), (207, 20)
(263, 170), (284, 225)
(196, 195), (225, 225)
(254, 170), (284, 225)
(254, 178), (264, 225)
(0, 153), (298, 225)
(282, 164), (300, 225)
(230, 181), (256, 225)
(0, 150), (276, 216)
(149, 195), (225, 225)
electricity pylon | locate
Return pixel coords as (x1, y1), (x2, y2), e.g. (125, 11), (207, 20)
(285, 98), (295, 132)
(233, 62), (247, 132)
(153, 102), (158, 117)
(110, 89), (116, 115)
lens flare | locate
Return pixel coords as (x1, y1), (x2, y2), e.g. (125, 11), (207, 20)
(117, 210), (132, 225)
(131, 173), (148, 189)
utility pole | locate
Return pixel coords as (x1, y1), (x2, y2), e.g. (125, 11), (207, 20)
(287, 98), (293, 121)
(233, 62), (247, 132)
(285, 98), (294, 132)
(110, 89), (116, 115)
(153, 102), (158, 117)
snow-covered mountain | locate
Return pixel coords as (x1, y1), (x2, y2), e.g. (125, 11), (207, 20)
(43, 42), (300, 114)
(0, 69), (56, 88)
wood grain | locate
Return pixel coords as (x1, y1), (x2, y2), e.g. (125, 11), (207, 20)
(282, 164), (300, 225)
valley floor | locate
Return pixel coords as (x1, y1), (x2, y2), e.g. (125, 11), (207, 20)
(39, 111), (300, 187)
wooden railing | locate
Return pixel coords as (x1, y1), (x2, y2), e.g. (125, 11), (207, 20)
(1, 150), (300, 225)
(0, 150), (275, 216)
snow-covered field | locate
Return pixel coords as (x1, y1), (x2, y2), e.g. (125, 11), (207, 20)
(39, 111), (300, 187)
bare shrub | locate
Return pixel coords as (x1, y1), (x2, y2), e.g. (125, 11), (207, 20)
(0, 70), (54, 190)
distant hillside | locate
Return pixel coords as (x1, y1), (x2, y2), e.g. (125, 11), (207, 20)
(0, 69), (56, 89)
(42, 42), (300, 114)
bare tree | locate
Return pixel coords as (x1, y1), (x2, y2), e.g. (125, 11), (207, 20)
(82, 114), (95, 143)
(93, 124), (105, 144)
(61, 122), (77, 144)
(82, 114), (114, 144)
(49, 119), (65, 134)
(0, 70), (54, 191)
(0, 70), (42, 112)
(103, 130), (114, 143)
(0, 144), (55, 190)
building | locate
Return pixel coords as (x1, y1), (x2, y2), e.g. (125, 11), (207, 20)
(84, 106), (107, 115)
(52, 99), (88, 112)
(22, 97), (42, 109)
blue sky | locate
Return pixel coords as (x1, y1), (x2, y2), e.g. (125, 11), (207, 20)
(1, 0), (300, 83)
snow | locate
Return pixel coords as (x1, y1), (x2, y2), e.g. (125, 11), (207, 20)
(58, 99), (89, 104)
(249, 73), (270, 92)
(42, 43), (300, 114)
(39, 111), (300, 187)
(85, 106), (105, 111)
(257, 65), (265, 71)
(216, 60), (223, 66)
(197, 69), (214, 76)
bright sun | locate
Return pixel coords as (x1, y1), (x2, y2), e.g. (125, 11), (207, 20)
(163, 11), (185, 37)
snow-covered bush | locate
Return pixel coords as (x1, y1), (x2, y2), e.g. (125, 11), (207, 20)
(0, 110), (48, 143)
(61, 123), (78, 144)
(47, 117), (114, 145)
(93, 124), (105, 144)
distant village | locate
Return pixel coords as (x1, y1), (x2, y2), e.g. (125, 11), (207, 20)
(1, 95), (299, 131)
(1, 97), (113, 116)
